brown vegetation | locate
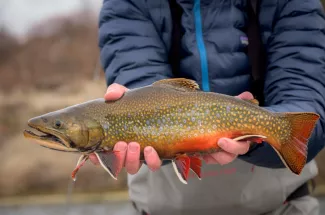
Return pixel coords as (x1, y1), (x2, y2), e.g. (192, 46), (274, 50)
(0, 12), (102, 93)
(0, 12), (128, 198)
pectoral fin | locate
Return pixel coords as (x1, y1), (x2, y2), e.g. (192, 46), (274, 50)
(172, 154), (190, 184)
(71, 154), (89, 181)
(94, 151), (122, 180)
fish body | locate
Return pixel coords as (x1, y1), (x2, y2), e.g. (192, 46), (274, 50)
(23, 78), (320, 184)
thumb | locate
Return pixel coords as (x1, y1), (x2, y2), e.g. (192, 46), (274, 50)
(104, 83), (129, 101)
(236, 91), (254, 100)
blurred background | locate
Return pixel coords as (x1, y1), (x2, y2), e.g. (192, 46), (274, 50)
(0, 0), (325, 214)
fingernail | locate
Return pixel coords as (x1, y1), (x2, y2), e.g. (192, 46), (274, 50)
(129, 143), (138, 152)
(116, 142), (127, 151)
(218, 139), (227, 147)
(106, 88), (115, 95)
(144, 147), (152, 154)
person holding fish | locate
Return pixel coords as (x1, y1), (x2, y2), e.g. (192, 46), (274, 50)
(23, 0), (325, 215)
(96, 0), (325, 215)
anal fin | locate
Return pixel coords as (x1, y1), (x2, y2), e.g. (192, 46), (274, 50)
(172, 154), (190, 184)
(94, 151), (123, 180)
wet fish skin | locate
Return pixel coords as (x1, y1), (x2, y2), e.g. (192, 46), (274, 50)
(24, 78), (320, 183)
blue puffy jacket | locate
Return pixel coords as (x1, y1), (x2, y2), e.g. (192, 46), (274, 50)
(98, 0), (325, 169)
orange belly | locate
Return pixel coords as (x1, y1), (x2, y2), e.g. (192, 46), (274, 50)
(171, 131), (245, 155)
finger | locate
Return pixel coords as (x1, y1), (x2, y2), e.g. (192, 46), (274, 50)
(210, 151), (237, 165)
(144, 146), (162, 171)
(113, 141), (127, 169)
(125, 142), (141, 174)
(218, 138), (250, 155)
(104, 83), (129, 101)
(236, 91), (254, 100)
(202, 155), (219, 164)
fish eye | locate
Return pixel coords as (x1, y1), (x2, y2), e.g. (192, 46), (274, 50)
(54, 120), (62, 128)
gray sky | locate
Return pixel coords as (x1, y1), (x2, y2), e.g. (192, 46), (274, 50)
(0, 0), (101, 39)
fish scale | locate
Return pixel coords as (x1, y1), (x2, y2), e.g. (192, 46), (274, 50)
(23, 78), (320, 184)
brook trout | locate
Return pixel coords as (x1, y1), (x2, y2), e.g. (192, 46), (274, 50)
(23, 78), (320, 184)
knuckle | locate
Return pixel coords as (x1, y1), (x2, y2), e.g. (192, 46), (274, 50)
(126, 163), (139, 174)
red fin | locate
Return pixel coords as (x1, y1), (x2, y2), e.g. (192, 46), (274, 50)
(94, 150), (123, 180)
(172, 154), (190, 184)
(273, 112), (319, 175)
(71, 155), (89, 181)
(189, 156), (202, 179)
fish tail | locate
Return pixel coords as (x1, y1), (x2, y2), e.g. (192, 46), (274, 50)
(271, 112), (319, 175)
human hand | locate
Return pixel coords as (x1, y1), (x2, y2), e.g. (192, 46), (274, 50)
(89, 83), (162, 174)
(202, 91), (254, 165)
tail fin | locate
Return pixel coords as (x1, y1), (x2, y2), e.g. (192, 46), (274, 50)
(273, 112), (319, 175)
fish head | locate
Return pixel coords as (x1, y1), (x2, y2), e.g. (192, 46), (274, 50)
(23, 109), (104, 153)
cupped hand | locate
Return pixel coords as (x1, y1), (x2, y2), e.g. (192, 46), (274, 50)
(89, 83), (162, 174)
(202, 91), (253, 165)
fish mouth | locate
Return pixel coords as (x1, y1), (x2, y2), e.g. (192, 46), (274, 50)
(23, 124), (79, 153)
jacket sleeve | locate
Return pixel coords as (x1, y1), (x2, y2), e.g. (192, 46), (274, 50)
(98, 0), (174, 89)
(99, 0), (173, 166)
(239, 0), (325, 168)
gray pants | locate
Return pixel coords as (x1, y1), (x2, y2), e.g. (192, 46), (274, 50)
(265, 196), (319, 215)
(114, 195), (319, 215)
(121, 160), (320, 215)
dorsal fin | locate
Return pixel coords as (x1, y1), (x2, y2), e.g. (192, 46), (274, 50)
(152, 78), (200, 92)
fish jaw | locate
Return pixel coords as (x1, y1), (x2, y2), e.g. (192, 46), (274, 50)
(23, 121), (79, 153)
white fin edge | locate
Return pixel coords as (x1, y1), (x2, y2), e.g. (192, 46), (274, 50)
(94, 152), (118, 180)
(190, 168), (202, 180)
(172, 160), (188, 184)
(232, 135), (267, 141)
(72, 154), (88, 181)
(76, 154), (87, 166)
